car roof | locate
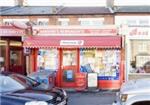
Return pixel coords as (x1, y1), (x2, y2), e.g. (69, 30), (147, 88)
(121, 78), (150, 94)
(0, 71), (16, 76)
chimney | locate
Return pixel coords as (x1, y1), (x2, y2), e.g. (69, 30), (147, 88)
(106, 0), (114, 8)
(52, 6), (64, 14)
(17, 0), (23, 6)
(17, 0), (28, 6)
(106, 0), (114, 13)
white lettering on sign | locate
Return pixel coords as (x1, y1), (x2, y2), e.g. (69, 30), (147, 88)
(60, 40), (84, 46)
(33, 26), (117, 36)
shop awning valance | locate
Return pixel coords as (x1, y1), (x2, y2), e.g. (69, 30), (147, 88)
(23, 36), (122, 48)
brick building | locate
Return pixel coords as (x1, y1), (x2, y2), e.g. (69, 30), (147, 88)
(114, 6), (150, 81)
(1, 3), (149, 90)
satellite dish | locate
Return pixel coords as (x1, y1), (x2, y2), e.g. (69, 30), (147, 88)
(12, 21), (28, 29)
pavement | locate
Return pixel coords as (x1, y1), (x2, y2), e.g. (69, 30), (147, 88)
(67, 90), (117, 105)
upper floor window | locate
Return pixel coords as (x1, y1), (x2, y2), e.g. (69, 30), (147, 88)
(37, 18), (49, 26)
(139, 19), (149, 26)
(127, 19), (149, 26)
(78, 18), (104, 26)
(3, 19), (29, 26)
(127, 20), (137, 26)
(58, 18), (69, 26)
(115, 16), (150, 27)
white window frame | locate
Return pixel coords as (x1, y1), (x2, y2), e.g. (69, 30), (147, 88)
(78, 18), (104, 26)
(58, 18), (70, 26)
(3, 19), (29, 26)
(37, 18), (49, 26)
(115, 16), (150, 27)
(138, 19), (149, 26)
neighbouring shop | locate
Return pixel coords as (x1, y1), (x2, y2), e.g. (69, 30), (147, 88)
(125, 26), (150, 80)
(0, 26), (26, 74)
(23, 26), (124, 90)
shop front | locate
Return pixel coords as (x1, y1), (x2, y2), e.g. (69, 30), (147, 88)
(23, 26), (124, 90)
(125, 26), (150, 80)
(0, 26), (26, 74)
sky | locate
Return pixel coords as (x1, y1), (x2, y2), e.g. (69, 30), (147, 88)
(0, 0), (150, 6)
(26, 0), (106, 6)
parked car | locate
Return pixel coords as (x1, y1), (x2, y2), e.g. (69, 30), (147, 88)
(112, 78), (150, 105)
(0, 71), (68, 105)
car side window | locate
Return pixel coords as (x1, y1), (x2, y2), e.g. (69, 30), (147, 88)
(0, 76), (25, 92)
(11, 74), (32, 86)
(132, 101), (150, 105)
(11, 74), (38, 87)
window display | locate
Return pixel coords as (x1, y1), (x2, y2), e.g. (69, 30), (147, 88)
(37, 49), (58, 71)
(10, 51), (22, 66)
(62, 50), (77, 66)
(80, 48), (120, 80)
(0, 41), (6, 71)
(130, 40), (150, 73)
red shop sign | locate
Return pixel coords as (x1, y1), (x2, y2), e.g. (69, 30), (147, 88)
(33, 26), (117, 36)
(75, 73), (87, 91)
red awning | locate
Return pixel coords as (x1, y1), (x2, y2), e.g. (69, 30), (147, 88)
(23, 36), (122, 48)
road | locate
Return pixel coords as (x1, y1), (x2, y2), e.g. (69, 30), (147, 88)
(67, 91), (116, 105)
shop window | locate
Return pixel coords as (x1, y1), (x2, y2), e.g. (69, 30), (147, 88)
(80, 48), (95, 73)
(10, 50), (22, 66)
(37, 49), (58, 71)
(80, 48), (120, 79)
(0, 40), (7, 71)
(130, 40), (150, 73)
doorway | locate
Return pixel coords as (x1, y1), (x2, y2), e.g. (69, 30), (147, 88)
(60, 48), (79, 88)
(9, 47), (25, 74)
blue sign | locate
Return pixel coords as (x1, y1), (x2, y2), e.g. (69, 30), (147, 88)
(67, 70), (73, 80)
(98, 72), (119, 80)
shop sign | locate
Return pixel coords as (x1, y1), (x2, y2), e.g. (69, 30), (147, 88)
(98, 75), (119, 80)
(33, 26), (117, 36)
(76, 73), (87, 90)
(87, 73), (98, 88)
(60, 40), (84, 46)
(128, 27), (149, 36)
(0, 26), (25, 36)
(24, 48), (31, 55)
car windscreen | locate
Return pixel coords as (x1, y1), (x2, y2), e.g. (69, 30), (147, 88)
(10, 74), (40, 87)
(0, 75), (27, 93)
